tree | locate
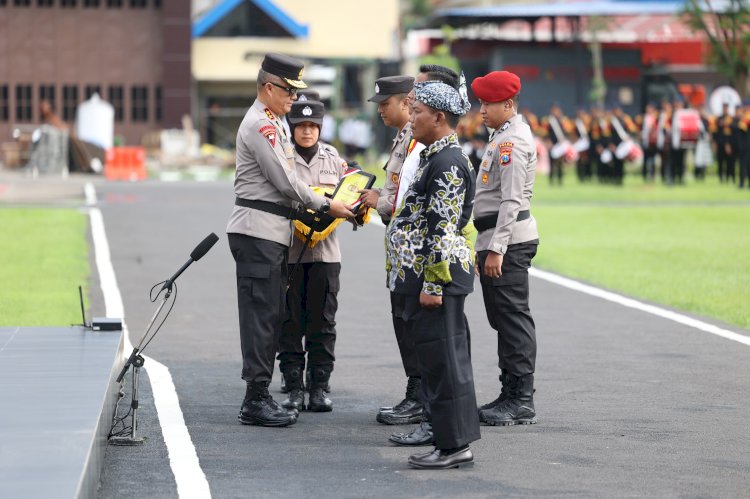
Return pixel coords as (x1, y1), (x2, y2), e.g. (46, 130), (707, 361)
(683, 0), (750, 99)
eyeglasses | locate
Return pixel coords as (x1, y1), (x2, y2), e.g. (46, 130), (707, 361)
(267, 81), (298, 97)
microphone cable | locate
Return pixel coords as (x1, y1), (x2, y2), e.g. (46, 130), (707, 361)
(139, 280), (178, 353)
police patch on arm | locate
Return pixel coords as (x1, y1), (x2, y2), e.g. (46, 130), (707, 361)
(259, 124), (276, 147)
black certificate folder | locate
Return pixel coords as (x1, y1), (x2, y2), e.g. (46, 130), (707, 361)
(331, 169), (376, 210)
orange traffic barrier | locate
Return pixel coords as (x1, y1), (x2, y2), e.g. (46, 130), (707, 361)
(105, 147), (147, 181)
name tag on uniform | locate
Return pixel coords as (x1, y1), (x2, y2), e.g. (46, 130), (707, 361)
(480, 150), (494, 172)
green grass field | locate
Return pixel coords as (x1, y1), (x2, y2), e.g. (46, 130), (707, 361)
(365, 160), (750, 329)
(532, 174), (750, 329)
(0, 208), (89, 326)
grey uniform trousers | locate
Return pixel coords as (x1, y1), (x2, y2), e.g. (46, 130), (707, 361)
(478, 241), (538, 376)
(229, 233), (288, 383)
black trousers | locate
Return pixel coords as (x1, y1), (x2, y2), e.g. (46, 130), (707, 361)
(392, 294), (481, 450)
(478, 243), (538, 376)
(391, 292), (420, 378)
(549, 157), (563, 185)
(278, 262), (340, 373)
(228, 233), (288, 384)
(739, 150), (750, 188)
(717, 149), (736, 183)
(670, 148), (685, 184)
(642, 146), (657, 181)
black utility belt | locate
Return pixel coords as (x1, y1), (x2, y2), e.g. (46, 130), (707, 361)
(235, 197), (299, 220)
(474, 210), (530, 232)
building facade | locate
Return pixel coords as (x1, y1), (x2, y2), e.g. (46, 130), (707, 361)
(0, 0), (190, 147)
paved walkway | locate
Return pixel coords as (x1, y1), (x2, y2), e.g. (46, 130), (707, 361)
(93, 181), (750, 498)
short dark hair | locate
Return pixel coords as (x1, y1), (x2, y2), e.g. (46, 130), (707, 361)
(419, 64), (460, 90)
(444, 111), (460, 128)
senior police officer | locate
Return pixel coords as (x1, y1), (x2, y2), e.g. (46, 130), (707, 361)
(359, 75), (428, 426)
(227, 53), (353, 428)
(471, 71), (540, 426)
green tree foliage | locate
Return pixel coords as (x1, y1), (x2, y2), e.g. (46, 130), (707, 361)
(683, 0), (750, 98)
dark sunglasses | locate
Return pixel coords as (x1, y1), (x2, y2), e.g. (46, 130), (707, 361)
(267, 81), (298, 97)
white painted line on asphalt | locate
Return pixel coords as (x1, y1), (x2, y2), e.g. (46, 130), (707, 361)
(87, 185), (212, 498)
(529, 267), (750, 347)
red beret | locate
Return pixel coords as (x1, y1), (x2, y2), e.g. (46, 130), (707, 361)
(471, 71), (521, 103)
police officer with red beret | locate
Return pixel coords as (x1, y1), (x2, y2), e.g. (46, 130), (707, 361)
(471, 71), (540, 426)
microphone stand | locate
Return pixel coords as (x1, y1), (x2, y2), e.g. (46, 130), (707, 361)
(109, 286), (173, 446)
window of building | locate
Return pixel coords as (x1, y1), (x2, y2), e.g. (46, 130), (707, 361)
(84, 0), (100, 6)
(14, 0), (31, 6)
(131, 86), (148, 122)
(60, 0), (76, 6)
(62, 85), (78, 121)
(129, 0), (146, 7)
(37, 0), (54, 6)
(107, 0), (121, 6)
(15, 85), (32, 122)
(85, 85), (101, 100)
(108, 85), (124, 122)
(39, 84), (56, 113)
(154, 85), (162, 122)
(0, 86), (9, 122)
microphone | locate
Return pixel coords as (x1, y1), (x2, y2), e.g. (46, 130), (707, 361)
(162, 232), (219, 291)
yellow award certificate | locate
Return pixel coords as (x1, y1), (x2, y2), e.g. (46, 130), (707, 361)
(331, 169), (376, 208)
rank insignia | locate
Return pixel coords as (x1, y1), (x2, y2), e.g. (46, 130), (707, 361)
(482, 172), (489, 184)
(489, 142), (497, 149)
(500, 121), (511, 132)
(264, 108), (275, 120)
(499, 146), (512, 166)
(391, 173), (399, 184)
(260, 125), (276, 147)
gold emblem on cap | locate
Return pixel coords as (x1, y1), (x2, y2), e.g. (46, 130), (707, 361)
(298, 68), (304, 79)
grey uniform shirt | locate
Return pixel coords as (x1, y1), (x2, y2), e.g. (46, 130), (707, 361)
(474, 113), (539, 255)
(288, 144), (346, 264)
(226, 99), (326, 246)
(377, 122), (413, 222)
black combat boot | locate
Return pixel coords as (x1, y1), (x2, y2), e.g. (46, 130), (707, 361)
(307, 367), (333, 412)
(281, 367), (305, 412)
(238, 381), (298, 427)
(478, 370), (510, 421)
(376, 376), (425, 425)
(481, 373), (536, 426)
(305, 366), (330, 393)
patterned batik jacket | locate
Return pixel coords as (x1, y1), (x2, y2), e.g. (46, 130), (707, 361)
(385, 133), (476, 297)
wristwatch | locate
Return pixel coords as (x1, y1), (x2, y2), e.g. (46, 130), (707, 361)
(320, 199), (331, 214)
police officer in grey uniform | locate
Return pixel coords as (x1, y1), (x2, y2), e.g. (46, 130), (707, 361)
(471, 71), (540, 426)
(278, 100), (348, 413)
(359, 75), (426, 425)
(227, 53), (353, 428)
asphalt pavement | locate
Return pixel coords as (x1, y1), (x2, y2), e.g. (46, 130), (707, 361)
(95, 180), (750, 498)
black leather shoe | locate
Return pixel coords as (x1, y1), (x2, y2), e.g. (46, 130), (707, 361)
(238, 382), (297, 427)
(389, 422), (434, 446)
(408, 446), (474, 470)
